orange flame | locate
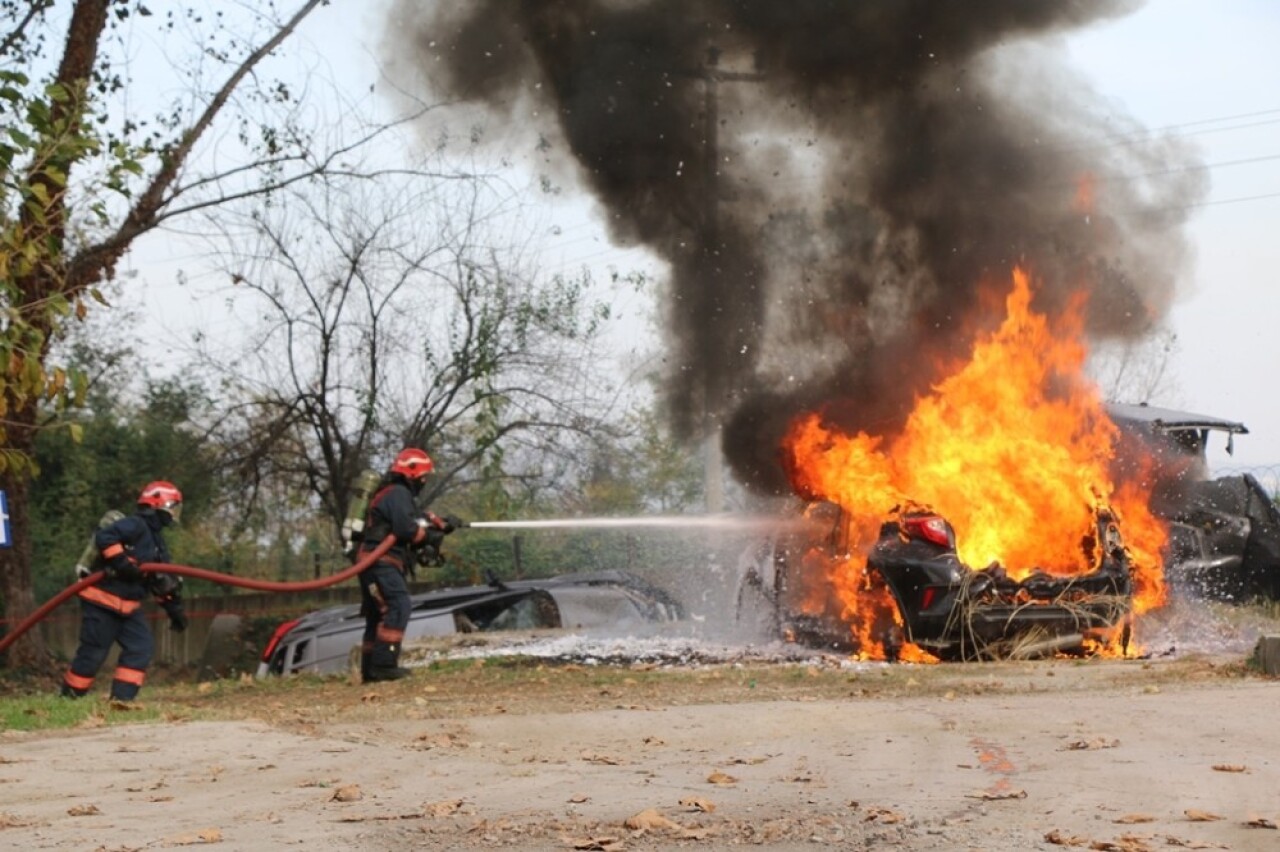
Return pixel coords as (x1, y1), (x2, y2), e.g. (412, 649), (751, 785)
(783, 268), (1168, 659)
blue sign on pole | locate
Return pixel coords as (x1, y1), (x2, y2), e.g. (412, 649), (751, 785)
(0, 490), (10, 548)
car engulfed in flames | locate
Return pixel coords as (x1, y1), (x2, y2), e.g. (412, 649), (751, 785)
(735, 266), (1164, 662)
(873, 507), (1131, 660)
(737, 499), (1134, 662)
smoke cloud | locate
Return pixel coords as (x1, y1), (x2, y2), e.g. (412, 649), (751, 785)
(382, 0), (1207, 494)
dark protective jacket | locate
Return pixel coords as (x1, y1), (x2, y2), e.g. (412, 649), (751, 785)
(358, 479), (432, 571)
(86, 509), (183, 618)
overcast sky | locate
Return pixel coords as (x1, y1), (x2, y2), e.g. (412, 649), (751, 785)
(1065, 0), (1280, 472)
(133, 1), (1280, 477)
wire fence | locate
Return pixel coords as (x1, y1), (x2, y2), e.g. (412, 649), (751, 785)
(1210, 463), (1280, 497)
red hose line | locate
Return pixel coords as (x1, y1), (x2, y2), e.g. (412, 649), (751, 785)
(0, 535), (395, 657)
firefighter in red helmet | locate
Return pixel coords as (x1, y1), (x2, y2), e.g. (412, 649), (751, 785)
(61, 481), (189, 701)
(354, 448), (464, 682)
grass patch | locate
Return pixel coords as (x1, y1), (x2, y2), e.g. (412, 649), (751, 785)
(0, 694), (166, 732)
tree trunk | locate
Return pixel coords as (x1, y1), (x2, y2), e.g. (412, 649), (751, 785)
(0, 0), (109, 671)
(0, 405), (44, 667)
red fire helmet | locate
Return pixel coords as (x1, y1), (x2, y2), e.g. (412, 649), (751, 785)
(389, 447), (434, 482)
(138, 480), (183, 523)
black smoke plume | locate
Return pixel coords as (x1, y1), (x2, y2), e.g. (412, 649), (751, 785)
(383, 0), (1206, 494)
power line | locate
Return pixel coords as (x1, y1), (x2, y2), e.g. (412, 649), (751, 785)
(1186, 189), (1280, 209)
(1147, 106), (1280, 134)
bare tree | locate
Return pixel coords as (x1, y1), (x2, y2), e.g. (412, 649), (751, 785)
(1088, 325), (1181, 406)
(191, 157), (622, 551)
(0, 1), (433, 666)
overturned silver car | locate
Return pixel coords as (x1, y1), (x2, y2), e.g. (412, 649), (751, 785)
(257, 570), (685, 677)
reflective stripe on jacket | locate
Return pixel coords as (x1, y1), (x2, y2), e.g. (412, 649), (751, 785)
(78, 585), (143, 615)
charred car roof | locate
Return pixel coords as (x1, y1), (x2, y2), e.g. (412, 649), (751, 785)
(1105, 402), (1248, 436)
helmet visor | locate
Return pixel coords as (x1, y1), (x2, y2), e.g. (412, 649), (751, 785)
(163, 501), (183, 525)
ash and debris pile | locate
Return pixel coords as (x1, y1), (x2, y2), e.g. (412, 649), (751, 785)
(404, 629), (864, 669)
(399, 589), (1276, 669)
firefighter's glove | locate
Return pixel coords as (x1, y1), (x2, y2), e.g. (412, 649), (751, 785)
(162, 599), (188, 632)
(424, 511), (465, 534)
(107, 555), (142, 583)
(414, 543), (443, 568)
(148, 572), (182, 598)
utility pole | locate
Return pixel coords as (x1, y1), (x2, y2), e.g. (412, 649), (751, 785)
(695, 46), (765, 512)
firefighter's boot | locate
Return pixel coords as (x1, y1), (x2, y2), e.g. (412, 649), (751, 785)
(61, 670), (93, 698)
(359, 642), (373, 682)
(365, 640), (410, 682)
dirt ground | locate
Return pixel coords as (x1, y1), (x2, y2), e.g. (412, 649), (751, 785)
(2, 639), (1279, 852)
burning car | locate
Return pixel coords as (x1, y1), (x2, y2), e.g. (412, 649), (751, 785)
(257, 570), (685, 677)
(867, 505), (1132, 660)
(736, 501), (1133, 661)
(1105, 402), (1280, 601)
(730, 270), (1174, 661)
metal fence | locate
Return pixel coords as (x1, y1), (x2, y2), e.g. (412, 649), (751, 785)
(1211, 463), (1280, 497)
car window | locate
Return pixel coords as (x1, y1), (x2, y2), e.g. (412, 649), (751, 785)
(483, 592), (560, 631)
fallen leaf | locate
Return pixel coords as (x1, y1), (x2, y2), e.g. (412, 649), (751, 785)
(1210, 764), (1246, 773)
(730, 755), (769, 765)
(864, 805), (904, 824)
(706, 770), (737, 785)
(581, 751), (622, 765)
(1113, 814), (1156, 824)
(1245, 817), (1277, 829)
(1184, 809), (1224, 822)
(330, 785), (362, 802)
(1044, 828), (1088, 846)
(1161, 836), (1228, 849)
(624, 808), (682, 831)
(567, 794), (590, 804)
(680, 826), (715, 839)
(966, 787), (1027, 800)
(1123, 833), (1165, 850)
(166, 827), (222, 845)
(415, 732), (464, 750)
(678, 796), (715, 813)
(336, 811), (427, 823)
(67, 804), (101, 816)
(1060, 738), (1120, 751)
(423, 799), (464, 817)
(0, 812), (34, 827)
(569, 836), (623, 851)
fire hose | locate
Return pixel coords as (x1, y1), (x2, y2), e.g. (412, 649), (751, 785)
(0, 534), (396, 657)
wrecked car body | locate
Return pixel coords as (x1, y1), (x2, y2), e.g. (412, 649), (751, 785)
(866, 507), (1132, 660)
(258, 570), (685, 677)
(1105, 403), (1280, 601)
(736, 502), (1133, 661)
